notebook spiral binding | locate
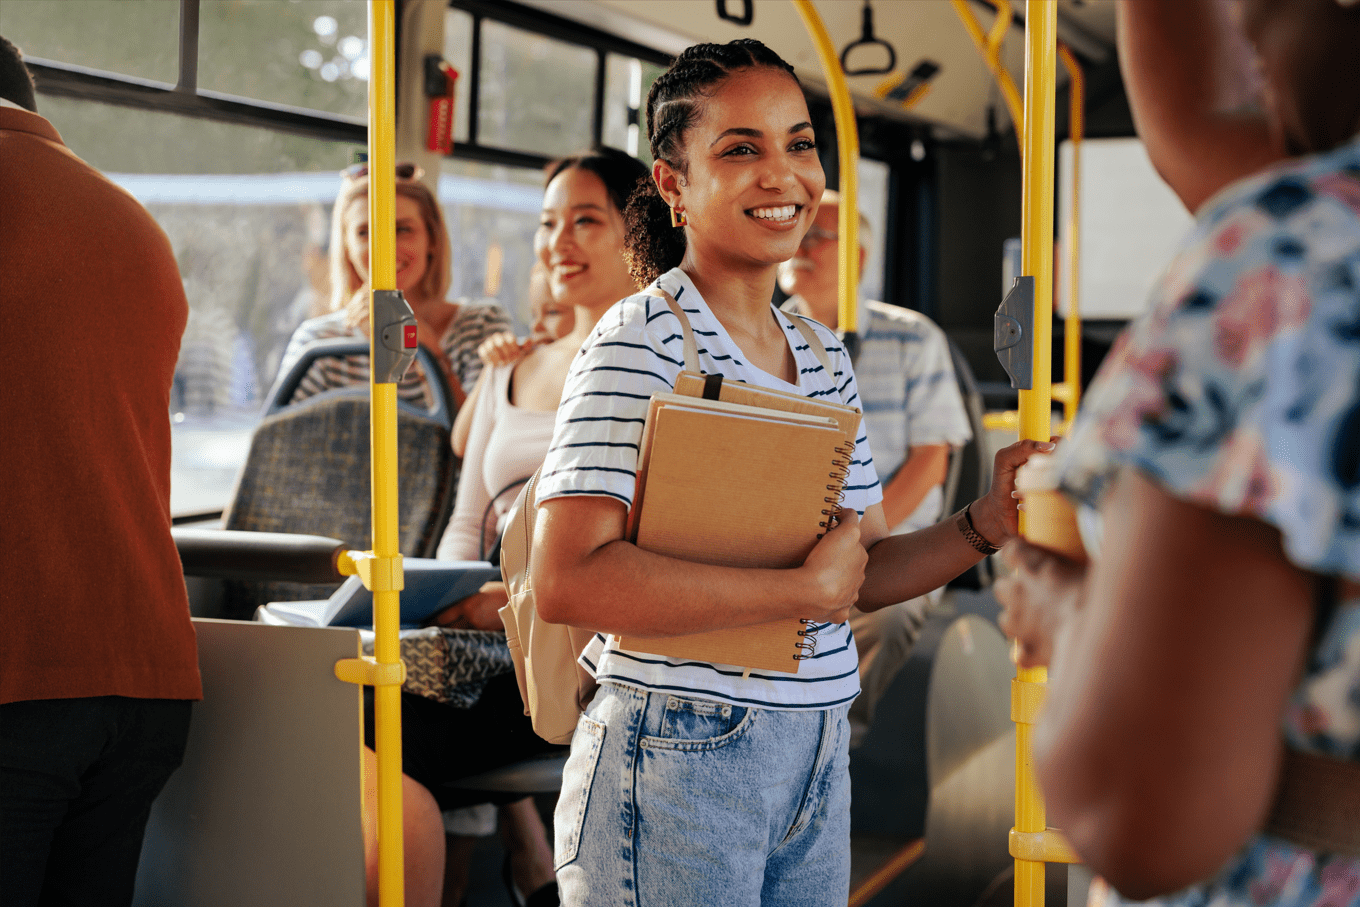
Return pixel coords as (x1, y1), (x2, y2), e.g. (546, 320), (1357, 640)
(795, 621), (819, 660)
(817, 437), (857, 536)
(802, 438), (857, 659)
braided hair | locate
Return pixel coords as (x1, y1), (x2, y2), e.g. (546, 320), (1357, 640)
(623, 39), (800, 287)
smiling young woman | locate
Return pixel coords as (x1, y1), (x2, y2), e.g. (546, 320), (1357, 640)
(529, 39), (1048, 907)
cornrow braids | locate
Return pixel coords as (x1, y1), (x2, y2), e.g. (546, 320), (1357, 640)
(622, 38), (800, 287)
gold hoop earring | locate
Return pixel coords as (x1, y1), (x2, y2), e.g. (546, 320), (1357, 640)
(670, 206), (688, 228)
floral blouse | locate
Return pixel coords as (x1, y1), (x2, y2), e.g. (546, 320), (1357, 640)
(1056, 136), (1360, 906)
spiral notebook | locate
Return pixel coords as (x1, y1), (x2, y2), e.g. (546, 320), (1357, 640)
(619, 387), (860, 673)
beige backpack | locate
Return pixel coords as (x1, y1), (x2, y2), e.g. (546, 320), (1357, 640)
(497, 468), (598, 744)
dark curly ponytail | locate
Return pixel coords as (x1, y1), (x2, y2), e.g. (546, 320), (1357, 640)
(623, 39), (800, 287)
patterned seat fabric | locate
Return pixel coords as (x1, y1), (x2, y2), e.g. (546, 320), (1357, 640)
(220, 390), (456, 620)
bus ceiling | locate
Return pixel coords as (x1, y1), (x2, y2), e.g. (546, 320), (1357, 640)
(507, 0), (1115, 142)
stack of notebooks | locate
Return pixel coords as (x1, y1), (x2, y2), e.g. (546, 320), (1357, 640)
(619, 371), (861, 674)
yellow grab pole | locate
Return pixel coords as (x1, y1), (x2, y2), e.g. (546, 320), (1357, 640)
(1012, 5), (1062, 907)
(1056, 43), (1084, 429)
(950, 0), (1025, 155)
(356, 2), (406, 905)
(792, 0), (859, 343)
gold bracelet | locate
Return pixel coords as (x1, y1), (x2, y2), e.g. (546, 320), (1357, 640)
(957, 502), (1000, 555)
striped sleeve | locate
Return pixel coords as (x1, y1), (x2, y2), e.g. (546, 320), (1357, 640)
(536, 296), (679, 508)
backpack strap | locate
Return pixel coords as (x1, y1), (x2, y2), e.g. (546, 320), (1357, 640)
(653, 288), (700, 372)
(787, 313), (835, 375)
(651, 285), (835, 376)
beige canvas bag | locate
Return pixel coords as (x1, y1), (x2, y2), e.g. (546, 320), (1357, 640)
(497, 469), (598, 744)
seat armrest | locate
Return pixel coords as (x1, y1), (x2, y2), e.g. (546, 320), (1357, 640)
(173, 528), (347, 584)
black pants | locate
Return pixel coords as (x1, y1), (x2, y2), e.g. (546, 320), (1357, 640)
(364, 673), (566, 811)
(0, 696), (192, 907)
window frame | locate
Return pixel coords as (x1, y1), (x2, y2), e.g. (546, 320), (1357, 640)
(22, 0), (367, 146)
(446, 0), (671, 170)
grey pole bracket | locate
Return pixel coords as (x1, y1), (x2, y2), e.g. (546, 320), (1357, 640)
(373, 289), (418, 385)
(995, 275), (1034, 390)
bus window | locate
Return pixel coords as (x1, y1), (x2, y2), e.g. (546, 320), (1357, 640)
(476, 19), (596, 159)
(198, 0), (369, 121)
(438, 159), (544, 332)
(30, 96), (361, 518)
(602, 53), (664, 162)
(444, 8), (473, 145)
(858, 156), (892, 304)
(0, 0), (177, 84)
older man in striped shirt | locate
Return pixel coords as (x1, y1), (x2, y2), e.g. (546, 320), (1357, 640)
(780, 189), (973, 746)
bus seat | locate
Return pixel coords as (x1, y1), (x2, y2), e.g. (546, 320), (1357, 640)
(134, 618), (366, 907)
(215, 340), (457, 620)
(945, 337), (995, 590)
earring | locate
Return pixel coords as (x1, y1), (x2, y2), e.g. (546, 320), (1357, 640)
(670, 206), (688, 228)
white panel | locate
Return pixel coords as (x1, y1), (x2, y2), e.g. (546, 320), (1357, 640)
(1058, 137), (1195, 320)
(135, 620), (366, 907)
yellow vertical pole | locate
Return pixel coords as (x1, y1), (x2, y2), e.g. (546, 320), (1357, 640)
(791, 0), (859, 340)
(1014, 3), (1056, 906)
(1057, 44), (1084, 428)
(368, 2), (404, 905)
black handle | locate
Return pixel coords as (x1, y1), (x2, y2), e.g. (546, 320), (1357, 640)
(174, 527), (347, 583)
(715, 0), (753, 27)
(840, 1), (897, 77)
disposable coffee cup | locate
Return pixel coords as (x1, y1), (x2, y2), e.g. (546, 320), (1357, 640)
(1014, 452), (1087, 563)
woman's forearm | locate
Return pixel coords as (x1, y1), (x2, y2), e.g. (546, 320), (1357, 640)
(532, 496), (865, 635)
(858, 516), (988, 611)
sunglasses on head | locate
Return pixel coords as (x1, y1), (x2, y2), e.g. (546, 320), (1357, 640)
(341, 162), (425, 182)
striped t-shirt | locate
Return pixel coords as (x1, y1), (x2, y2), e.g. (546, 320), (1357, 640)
(278, 302), (511, 405)
(536, 267), (883, 711)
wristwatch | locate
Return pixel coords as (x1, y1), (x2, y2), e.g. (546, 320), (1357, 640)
(957, 502), (1000, 555)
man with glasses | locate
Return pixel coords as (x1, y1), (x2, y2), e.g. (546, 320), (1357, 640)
(780, 189), (972, 747)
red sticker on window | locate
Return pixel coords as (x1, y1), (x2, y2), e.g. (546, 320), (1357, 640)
(404, 324), (417, 348)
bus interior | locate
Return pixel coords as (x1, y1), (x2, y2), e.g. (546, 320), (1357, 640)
(0, 1), (1201, 905)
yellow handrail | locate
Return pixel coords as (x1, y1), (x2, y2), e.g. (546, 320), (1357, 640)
(1013, 5), (1079, 907)
(355, 3), (406, 905)
(950, 0), (1025, 156)
(791, 0), (859, 339)
(1057, 43), (1084, 429)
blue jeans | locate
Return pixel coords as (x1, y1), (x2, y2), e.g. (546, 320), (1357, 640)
(554, 683), (851, 907)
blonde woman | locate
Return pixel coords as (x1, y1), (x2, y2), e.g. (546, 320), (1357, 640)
(278, 163), (510, 408)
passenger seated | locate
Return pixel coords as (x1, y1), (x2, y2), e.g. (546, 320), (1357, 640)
(278, 163), (510, 408)
(363, 148), (648, 907)
(779, 189), (973, 748)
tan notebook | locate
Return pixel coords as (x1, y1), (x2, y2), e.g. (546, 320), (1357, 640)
(618, 391), (860, 673)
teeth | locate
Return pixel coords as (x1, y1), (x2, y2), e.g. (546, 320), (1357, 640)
(750, 205), (797, 221)
(556, 264), (585, 277)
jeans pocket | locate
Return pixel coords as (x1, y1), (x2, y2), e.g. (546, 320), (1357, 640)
(642, 695), (754, 752)
(553, 714), (605, 871)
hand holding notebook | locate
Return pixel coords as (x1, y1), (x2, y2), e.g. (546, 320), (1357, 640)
(619, 387), (861, 673)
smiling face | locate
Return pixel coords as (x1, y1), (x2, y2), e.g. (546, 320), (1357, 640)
(536, 166), (636, 315)
(657, 66), (825, 276)
(342, 193), (432, 294)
